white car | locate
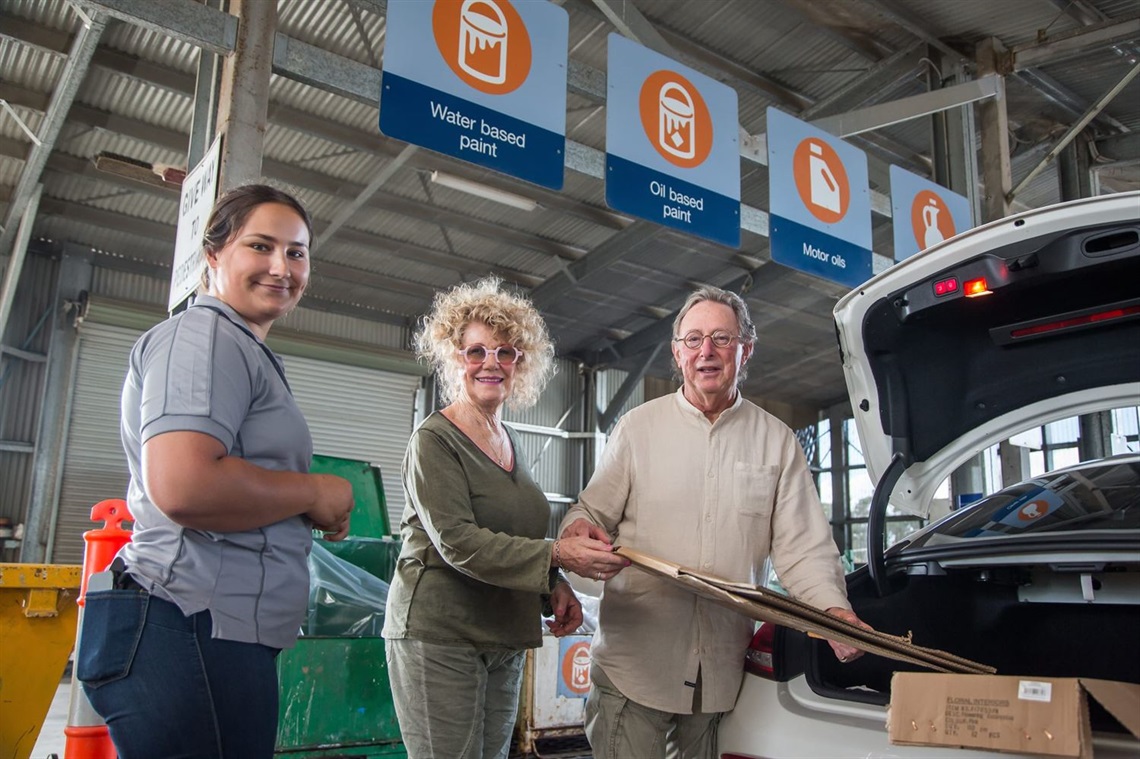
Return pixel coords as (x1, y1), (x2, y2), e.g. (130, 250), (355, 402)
(718, 192), (1140, 758)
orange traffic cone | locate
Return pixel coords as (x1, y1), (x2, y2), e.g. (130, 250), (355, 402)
(64, 499), (132, 759)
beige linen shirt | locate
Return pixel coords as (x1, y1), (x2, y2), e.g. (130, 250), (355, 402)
(560, 388), (848, 714)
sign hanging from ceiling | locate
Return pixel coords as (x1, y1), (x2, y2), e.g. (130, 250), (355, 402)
(889, 165), (974, 262)
(767, 107), (872, 288)
(169, 134), (221, 312)
(380, 0), (568, 189)
(605, 34), (741, 248)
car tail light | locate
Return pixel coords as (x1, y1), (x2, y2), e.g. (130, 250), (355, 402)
(743, 623), (776, 679)
(963, 276), (992, 297)
(721, 754), (759, 759)
(1009, 304), (1140, 339)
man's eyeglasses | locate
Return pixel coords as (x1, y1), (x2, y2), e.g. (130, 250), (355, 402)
(672, 330), (741, 350)
(458, 345), (525, 366)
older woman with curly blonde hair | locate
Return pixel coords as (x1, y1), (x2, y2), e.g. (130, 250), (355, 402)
(383, 277), (626, 759)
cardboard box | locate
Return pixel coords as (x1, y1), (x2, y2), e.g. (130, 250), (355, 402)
(888, 673), (1140, 758)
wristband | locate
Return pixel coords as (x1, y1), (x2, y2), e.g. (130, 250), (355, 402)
(553, 539), (562, 569)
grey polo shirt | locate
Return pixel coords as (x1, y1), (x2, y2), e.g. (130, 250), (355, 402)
(118, 295), (314, 649)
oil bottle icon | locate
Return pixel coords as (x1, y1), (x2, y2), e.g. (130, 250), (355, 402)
(921, 199), (945, 248)
(458, 0), (508, 85)
(658, 81), (696, 160)
(808, 141), (840, 214)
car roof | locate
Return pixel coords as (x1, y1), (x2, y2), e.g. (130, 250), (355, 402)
(834, 192), (1140, 517)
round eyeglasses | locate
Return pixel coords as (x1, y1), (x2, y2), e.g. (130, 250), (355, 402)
(458, 344), (525, 366)
(672, 330), (740, 350)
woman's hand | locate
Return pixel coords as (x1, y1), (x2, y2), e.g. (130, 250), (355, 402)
(825, 607), (873, 663)
(545, 581), (583, 637)
(307, 474), (354, 542)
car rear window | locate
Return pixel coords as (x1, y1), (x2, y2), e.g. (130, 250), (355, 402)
(910, 459), (1140, 544)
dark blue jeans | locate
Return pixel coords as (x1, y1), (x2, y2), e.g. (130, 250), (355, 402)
(78, 587), (281, 759)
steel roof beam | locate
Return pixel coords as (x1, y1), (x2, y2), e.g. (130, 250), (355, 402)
(0, 8), (106, 257)
(530, 223), (663, 308)
(1008, 60), (1140, 203)
(1094, 131), (1140, 161)
(1010, 15), (1140, 72)
(73, 0), (237, 55)
(856, 0), (969, 66)
(810, 75), (1002, 138)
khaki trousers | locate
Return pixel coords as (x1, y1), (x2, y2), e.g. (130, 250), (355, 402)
(584, 664), (722, 759)
(386, 638), (525, 759)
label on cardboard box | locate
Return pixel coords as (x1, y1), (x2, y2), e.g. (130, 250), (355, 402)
(1019, 680), (1053, 702)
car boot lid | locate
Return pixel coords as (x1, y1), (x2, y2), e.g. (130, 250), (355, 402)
(834, 192), (1140, 517)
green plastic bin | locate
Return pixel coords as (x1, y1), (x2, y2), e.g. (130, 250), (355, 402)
(275, 455), (406, 758)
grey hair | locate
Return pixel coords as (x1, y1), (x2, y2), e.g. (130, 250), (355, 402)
(671, 285), (757, 382)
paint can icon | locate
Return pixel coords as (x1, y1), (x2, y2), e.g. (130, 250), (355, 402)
(458, 0), (508, 85)
(658, 81), (695, 160)
(571, 646), (591, 689)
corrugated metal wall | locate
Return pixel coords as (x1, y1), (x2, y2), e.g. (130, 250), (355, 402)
(596, 367), (647, 425)
(0, 254), (58, 535)
(284, 354), (419, 533)
(503, 357), (586, 536)
(52, 322), (135, 562)
(504, 357), (584, 500)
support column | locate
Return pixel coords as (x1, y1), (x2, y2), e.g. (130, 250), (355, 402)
(216, 0), (276, 191)
(999, 441), (1030, 489)
(975, 38), (1012, 222)
(581, 365), (599, 488)
(828, 407), (848, 555)
(21, 247), (93, 563)
(950, 453), (986, 510)
(1058, 134), (1098, 201)
(188, 0), (226, 167)
(1057, 132), (1109, 463)
(1078, 412), (1113, 461)
(929, 49), (980, 213)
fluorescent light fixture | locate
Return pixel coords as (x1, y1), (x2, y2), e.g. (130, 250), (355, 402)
(430, 171), (538, 212)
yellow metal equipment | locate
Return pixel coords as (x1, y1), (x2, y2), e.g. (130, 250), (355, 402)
(0, 563), (82, 759)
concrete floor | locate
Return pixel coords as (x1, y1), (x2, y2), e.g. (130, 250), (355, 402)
(30, 677), (68, 759)
(28, 677), (593, 759)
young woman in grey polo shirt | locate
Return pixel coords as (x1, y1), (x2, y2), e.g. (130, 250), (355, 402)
(77, 185), (355, 758)
(383, 278), (629, 759)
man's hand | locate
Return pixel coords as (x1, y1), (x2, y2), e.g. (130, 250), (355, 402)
(560, 517), (612, 543)
(825, 607), (873, 663)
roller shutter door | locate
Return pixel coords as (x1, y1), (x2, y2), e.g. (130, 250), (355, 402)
(52, 322), (417, 562)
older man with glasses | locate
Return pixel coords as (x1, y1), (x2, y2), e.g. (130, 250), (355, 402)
(560, 285), (868, 759)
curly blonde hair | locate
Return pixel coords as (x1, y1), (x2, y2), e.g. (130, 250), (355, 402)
(414, 277), (555, 409)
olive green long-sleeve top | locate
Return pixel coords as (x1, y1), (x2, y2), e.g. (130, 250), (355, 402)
(383, 412), (559, 650)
